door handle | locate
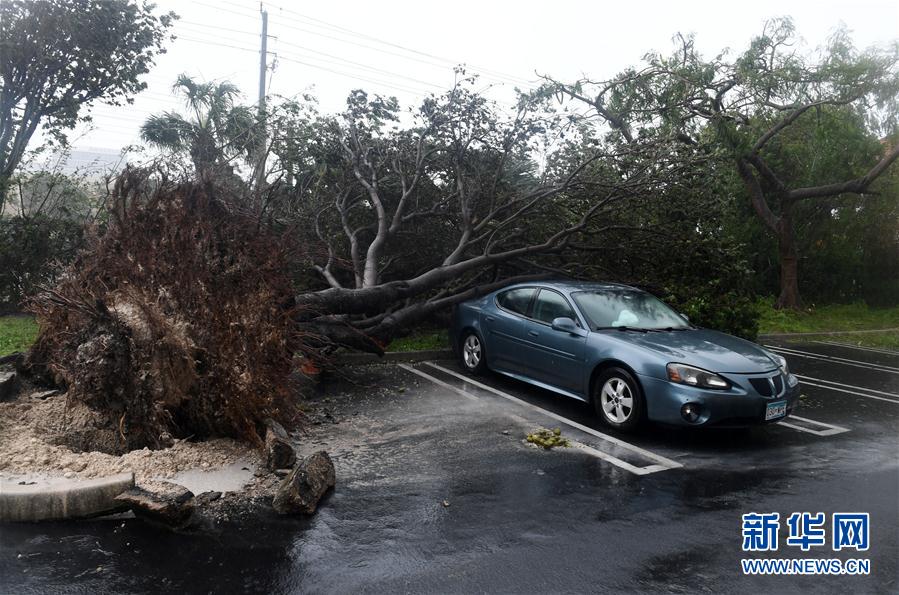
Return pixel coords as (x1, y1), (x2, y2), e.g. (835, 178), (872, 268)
(528, 330), (539, 337)
(486, 316), (496, 322)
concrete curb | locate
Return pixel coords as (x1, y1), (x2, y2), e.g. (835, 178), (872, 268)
(336, 349), (454, 366)
(758, 328), (899, 339)
(0, 472), (134, 522)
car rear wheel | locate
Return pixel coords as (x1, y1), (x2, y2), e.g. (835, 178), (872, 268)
(593, 367), (644, 431)
(460, 331), (487, 375)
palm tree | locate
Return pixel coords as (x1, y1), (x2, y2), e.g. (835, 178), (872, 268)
(140, 75), (260, 177)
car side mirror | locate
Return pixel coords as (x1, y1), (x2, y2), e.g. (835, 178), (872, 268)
(551, 317), (578, 334)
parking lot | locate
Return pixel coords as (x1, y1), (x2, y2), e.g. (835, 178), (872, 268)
(2, 340), (897, 593)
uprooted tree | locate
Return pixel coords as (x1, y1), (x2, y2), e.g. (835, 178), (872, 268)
(264, 77), (711, 353)
(546, 18), (899, 309)
(26, 170), (306, 453)
(33, 74), (706, 452)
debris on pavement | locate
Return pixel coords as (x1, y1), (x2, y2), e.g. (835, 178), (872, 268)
(272, 451), (335, 515)
(526, 427), (571, 449)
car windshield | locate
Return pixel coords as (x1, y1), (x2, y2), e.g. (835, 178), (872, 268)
(571, 289), (690, 331)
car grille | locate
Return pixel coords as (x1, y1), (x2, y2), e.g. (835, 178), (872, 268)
(749, 375), (784, 397)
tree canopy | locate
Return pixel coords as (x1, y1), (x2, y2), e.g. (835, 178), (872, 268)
(140, 74), (262, 178)
(0, 0), (174, 209)
(547, 18), (899, 308)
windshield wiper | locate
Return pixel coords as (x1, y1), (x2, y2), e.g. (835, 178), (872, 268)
(597, 325), (648, 333)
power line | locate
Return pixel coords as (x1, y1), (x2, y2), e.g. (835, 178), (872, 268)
(185, 0), (533, 88)
(275, 54), (435, 96)
(186, 0), (258, 20)
(232, 0), (535, 85)
(178, 20), (258, 38)
(176, 35), (259, 54)
(176, 22), (450, 91)
(274, 41), (445, 90)
(273, 21), (523, 86)
(172, 32), (438, 96)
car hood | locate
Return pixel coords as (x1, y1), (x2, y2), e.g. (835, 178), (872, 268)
(598, 328), (778, 374)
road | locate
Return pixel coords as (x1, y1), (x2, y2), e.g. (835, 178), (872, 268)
(1, 340), (897, 593)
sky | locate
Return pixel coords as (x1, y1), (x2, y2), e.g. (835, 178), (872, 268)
(65, 0), (899, 159)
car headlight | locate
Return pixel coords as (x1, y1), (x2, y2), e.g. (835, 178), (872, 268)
(666, 363), (729, 389)
(770, 352), (789, 376)
(769, 352), (799, 387)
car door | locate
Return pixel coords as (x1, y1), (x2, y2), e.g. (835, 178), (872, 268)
(520, 289), (587, 393)
(482, 287), (537, 373)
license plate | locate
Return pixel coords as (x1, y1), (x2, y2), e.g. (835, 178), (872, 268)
(765, 400), (787, 421)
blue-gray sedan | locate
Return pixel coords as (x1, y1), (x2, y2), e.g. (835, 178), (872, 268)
(449, 281), (800, 431)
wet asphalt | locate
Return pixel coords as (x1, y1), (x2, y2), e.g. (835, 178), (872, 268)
(1, 340), (897, 594)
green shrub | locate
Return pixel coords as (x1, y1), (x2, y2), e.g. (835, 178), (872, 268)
(0, 215), (85, 313)
(665, 286), (760, 341)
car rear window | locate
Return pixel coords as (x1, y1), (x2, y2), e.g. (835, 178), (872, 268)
(496, 288), (536, 316)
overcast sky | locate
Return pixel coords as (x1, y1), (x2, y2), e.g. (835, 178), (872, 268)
(68, 0), (899, 156)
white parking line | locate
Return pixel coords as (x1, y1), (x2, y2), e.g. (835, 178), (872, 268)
(777, 415), (850, 437)
(766, 345), (899, 374)
(401, 364), (667, 475)
(769, 345), (899, 372)
(794, 375), (899, 404)
(399, 364), (479, 402)
(795, 374), (899, 399)
(499, 410), (672, 474)
(422, 362), (683, 474)
(814, 340), (899, 357)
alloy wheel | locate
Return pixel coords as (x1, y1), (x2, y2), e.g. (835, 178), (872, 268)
(600, 377), (633, 423)
(462, 334), (481, 370)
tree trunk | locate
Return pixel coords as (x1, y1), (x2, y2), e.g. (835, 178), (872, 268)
(774, 203), (802, 310)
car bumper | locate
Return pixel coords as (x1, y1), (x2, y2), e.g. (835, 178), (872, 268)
(637, 372), (801, 427)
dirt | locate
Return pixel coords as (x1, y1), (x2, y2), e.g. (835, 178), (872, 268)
(0, 386), (292, 521)
(0, 390), (251, 481)
(0, 363), (401, 522)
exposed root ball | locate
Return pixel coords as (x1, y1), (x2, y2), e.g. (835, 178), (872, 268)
(26, 172), (305, 453)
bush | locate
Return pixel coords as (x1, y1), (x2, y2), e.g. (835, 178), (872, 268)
(0, 215), (84, 313)
(665, 286), (760, 341)
(26, 173), (307, 453)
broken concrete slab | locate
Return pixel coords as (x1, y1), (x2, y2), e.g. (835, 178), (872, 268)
(272, 451), (335, 515)
(0, 351), (24, 369)
(264, 419), (296, 471)
(0, 371), (20, 402)
(115, 481), (195, 528)
(0, 472), (134, 521)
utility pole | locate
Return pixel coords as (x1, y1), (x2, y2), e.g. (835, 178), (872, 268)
(255, 4), (269, 194)
(258, 5), (268, 108)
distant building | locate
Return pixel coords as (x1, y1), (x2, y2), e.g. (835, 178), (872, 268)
(60, 147), (125, 175)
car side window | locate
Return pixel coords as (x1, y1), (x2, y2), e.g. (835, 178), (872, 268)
(496, 288), (536, 316)
(532, 290), (575, 324)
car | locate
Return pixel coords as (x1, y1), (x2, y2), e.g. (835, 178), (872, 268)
(449, 281), (800, 431)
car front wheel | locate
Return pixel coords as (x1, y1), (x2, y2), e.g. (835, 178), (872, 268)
(593, 367), (644, 431)
(460, 331), (487, 374)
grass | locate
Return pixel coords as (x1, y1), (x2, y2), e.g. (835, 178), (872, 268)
(7, 301), (896, 355)
(386, 328), (449, 352)
(757, 299), (899, 351)
(0, 315), (39, 357)
(2, 313), (452, 356)
(829, 333), (899, 351)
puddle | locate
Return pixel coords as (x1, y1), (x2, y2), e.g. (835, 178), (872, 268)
(164, 460), (256, 493)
